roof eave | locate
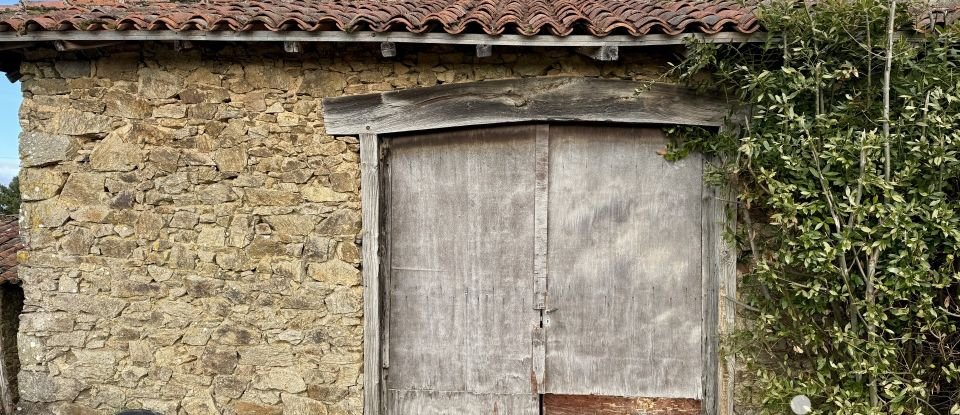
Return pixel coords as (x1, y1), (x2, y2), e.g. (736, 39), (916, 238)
(0, 30), (769, 50)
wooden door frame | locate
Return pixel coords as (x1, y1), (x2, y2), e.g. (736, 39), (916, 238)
(322, 77), (736, 415)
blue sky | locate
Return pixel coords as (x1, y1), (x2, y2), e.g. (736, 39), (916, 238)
(0, 0), (20, 186)
(0, 80), (19, 186)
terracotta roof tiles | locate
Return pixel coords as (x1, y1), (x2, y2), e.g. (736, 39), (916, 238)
(0, 0), (762, 37)
(0, 216), (20, 285)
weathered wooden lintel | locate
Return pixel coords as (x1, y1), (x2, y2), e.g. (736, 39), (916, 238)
(322, 77), (726, 135)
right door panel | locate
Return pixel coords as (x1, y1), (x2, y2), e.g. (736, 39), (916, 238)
(544, 125), (704, 400)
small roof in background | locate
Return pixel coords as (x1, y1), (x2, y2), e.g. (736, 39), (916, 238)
(0, 0), (762, 37)
(0, 216), (19, 285)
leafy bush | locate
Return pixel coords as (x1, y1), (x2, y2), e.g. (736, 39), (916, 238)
(671, 1), (960, 413)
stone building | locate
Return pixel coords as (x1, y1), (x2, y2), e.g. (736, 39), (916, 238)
(0, 1), (777, 414)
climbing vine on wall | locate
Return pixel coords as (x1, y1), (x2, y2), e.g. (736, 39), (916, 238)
(669, 0), (960, 413)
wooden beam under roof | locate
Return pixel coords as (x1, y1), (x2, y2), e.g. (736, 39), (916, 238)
(0, 30), (767, 48)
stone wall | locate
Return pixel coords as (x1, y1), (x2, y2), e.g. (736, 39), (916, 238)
(13, 42), (671, 414)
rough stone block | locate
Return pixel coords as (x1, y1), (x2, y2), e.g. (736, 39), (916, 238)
(59, 229), (94, 255)
(20, 132), (79, 167)
(264, 215), (314, 237)
(197, 226), (227, 247)
(281, 393), (328, 415)
(19, 312), (75, 332)
(54, 60), (92, 78)
(19, 168), (66, 201)
(238, 344), (294, 367)
(49, 109), (114, 136)
(170, 211), (200, 229)
(18, 371), (82, 403)
(44, 293), (127, 318)
(244, 189), (303, 206)
(314, 210), (361, 237)
(90, 125), (142, 171)
(104, 90), (152, 119)
(307, 259), (360, 286)
(139, 67), (184, 100)
(22, 199), (71, 229)
(303, 184), (348, 203)
(324, 287), (362, 314)
(199, 346), (238, 375)
(253, 369), (307, 393)
(232, 401), (282, 415)
(59, 173), (106, 207)
(213, 375), (249, 399)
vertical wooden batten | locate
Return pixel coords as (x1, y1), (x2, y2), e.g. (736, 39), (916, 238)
(701, 182), (720, 414)
(532, 124), (550, 394)
(533, 124), (550, 312)
(720, 183), (737, 415)
(359, 133), (382, 415)
(702, 174), (736, 415)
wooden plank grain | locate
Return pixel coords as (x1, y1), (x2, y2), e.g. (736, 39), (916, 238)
(360, 133), (382, 415)
(705, 180), (736, 415)
(543, 394), (701, 415)
(322, 78), (726, 135)
(701, 184), (720, 413)
(704, 185), (737, 415)
(544, 125), (704, 399)
(387, 390), (539, 415)
(533, 124), (549, 311)
(385, 125), (540, 412)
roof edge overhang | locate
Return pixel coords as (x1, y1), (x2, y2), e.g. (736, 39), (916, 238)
(0, 30), (769, 51)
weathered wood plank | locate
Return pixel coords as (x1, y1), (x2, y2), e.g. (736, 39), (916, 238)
(380, 138), (392, 378)
(386, 390), (539, 415)
(701, 184), (718, 413)
(702, 179), (733, 414)
(533, 124), (549, 311)
(322, 77), (726, 135)
(531, 124), (549, 396)
(385, 126), (539, 412)
(531, 327), (545, 395)
(544, 125), (704, 399)
(714, 182), (737, 415)
(543, 394), (701, 415)
(360, 133), (382, 415)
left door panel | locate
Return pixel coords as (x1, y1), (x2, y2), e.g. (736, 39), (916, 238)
(385, 125), (540, 415)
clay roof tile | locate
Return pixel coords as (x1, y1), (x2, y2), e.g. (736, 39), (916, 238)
(0, 0), (764, 37)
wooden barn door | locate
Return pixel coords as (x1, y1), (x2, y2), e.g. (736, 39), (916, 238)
(541, 125), (703, 414)
(384, 124), (704, 415)
(385, 125), (541, 414)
